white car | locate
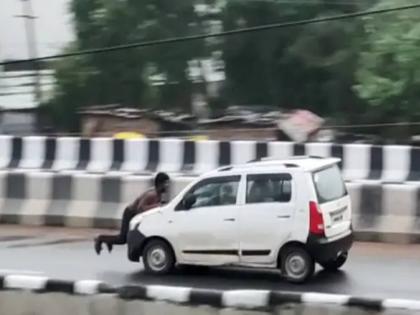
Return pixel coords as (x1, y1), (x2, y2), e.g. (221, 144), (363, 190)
(127, 156), (353, 283)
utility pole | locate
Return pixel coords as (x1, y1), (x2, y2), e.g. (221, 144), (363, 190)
(16, 0), (42, 104)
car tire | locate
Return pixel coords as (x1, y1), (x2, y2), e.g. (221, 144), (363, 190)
(320, 252), (348, 271)
(143, 239), (175, 275)
(281, 246), (315, 284)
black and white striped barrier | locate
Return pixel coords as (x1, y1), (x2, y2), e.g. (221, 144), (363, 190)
(1, 274), (420, 313)
(0, 172), (419, 243)
(0, 172), (153, 228)
(1, 135), (420, 183)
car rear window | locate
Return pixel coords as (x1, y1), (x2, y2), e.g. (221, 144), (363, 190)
(312, 164), (347, 204)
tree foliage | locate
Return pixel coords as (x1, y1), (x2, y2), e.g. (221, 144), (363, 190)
(221, 0), (370, 120)
(45, 0), (420, 132)
(46, 0), (210, 131)
(353, 0), (420, 123)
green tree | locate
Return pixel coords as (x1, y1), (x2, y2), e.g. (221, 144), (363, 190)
(42, 45), (92, 132)
(46, 0), (209, 131)
(221, 0), (371, 121)
(353, 0), (420, 125)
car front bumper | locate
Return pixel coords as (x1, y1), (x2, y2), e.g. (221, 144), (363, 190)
(127, 226), (146, 262)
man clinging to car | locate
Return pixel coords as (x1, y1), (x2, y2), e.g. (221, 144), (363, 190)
(94, 172), (170, 255)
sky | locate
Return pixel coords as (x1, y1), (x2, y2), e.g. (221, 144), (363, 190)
(0, 0), (74, 60)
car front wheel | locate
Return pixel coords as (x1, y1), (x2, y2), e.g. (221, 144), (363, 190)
(143, 239), (175, 275)
(281, 246), (315, 284)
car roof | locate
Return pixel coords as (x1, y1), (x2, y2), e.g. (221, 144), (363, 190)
(202, 156), (341, 178)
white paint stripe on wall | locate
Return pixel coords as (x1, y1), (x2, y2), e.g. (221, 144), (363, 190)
(305, 142), (332, 158)
(19, 136), (46, 169)
(343, 144), (371, 181)
(19, 172), (54, 226)
(121, 139), (148, 172)
(157, 138), (183, 173)
(194, 140), (219, 174)
(87, 138), (113, 172)
(52, 137), (79, 171)
(231, 141), (256, 165)
(382, 145), (411, 182)
(268, 142), (294, 160)
(65, 173), (100, 228)
(379, 184), (417, 234)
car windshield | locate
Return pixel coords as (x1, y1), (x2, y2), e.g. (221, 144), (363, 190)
(312, 164), (347, 204)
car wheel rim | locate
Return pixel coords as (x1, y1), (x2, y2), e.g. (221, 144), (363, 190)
(147, 247), (167, 271)
(337, 253), (347, 264)
(285, 254), (307, 279)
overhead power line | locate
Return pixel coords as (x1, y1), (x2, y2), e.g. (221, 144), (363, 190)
(1, 3), (420, 66)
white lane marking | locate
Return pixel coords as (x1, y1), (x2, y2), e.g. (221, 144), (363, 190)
(383, 299), (420, 311)
(4, 275), (48, 290)
(74, 280), (103, 294)
(302, 293), (350, 305)
(222, 290), (270, 308)
(147, 285), (191, 303)
(0, 269), (44, 275)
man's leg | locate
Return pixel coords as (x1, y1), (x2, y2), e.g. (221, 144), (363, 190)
(94, 207), (136, 254)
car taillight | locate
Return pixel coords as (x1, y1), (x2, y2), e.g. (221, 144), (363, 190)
(309, 201), (325, 236)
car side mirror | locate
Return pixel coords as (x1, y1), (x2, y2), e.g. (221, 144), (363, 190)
(183, 194), (197, 210)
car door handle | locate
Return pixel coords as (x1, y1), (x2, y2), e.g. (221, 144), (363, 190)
(224, 218), (236, 222)
(277, 215), (291, 219)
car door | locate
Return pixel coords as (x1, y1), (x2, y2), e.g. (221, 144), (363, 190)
(168, 175), (242, 265)
(237, 173), (295, 266)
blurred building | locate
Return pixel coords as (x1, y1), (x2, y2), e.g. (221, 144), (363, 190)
(0, 69), (54, 110)
(78, 105), (194, 138)
(198, 116), (278, 141)
(79, 105), (284, 140)
(0, 62), (54, 135)
(0, 107), (38, 135)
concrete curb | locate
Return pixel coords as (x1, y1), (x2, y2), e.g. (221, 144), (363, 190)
(1, 274), (420, 312)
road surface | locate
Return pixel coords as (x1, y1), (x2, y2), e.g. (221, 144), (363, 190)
(0, 225), (419, 300)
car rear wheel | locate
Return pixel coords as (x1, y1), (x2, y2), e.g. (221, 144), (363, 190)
(320, 252), (348, 271)
(143, 239), (175, 275)
(281, 246), (315, 284)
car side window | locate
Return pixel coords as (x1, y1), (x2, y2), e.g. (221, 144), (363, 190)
(177, 176), (240, 210)
(246, 173), (292, 204)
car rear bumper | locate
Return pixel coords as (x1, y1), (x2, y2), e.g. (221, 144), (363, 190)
(306, 230), (353, 263)
(127, 227), (146, 262)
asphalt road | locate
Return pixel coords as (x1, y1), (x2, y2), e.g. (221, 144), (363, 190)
(0, 225), (419, 300)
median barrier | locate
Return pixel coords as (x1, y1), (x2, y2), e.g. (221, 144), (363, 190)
(1, 135), (420, 182)
(0, 274), (419, 315)
(0, 171), (152, 229)
(349, 182), (420, 243)
(0, 171), (420, 243)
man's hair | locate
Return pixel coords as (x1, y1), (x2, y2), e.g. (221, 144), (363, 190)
(155, 172), (170, 187)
